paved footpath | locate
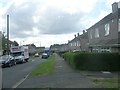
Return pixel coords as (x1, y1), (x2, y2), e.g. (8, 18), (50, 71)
(18, 53), (114, 88)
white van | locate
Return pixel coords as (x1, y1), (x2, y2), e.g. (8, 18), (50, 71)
(10, 46), (29, 63)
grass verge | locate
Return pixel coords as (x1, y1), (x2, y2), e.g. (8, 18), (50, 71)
(89, 77), (119, 88)
(30, 54), (55, 75)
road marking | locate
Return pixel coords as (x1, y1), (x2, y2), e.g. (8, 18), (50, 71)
(32, 60), (35, 62)
(58, 66), (62, 68)
(101, 71), (111, 74)
(12, 72), (31, 88)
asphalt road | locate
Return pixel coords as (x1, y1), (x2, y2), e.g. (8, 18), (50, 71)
(2, 56), (44, 88)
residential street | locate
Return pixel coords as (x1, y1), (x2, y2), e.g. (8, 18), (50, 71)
(2, 53), (118, 88)
(1, 0), (120, 89)
(2, 57), (45, 88)
(17, 53), (96, 88)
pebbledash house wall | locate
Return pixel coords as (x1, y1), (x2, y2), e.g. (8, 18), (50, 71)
(87, 2), (120, 52)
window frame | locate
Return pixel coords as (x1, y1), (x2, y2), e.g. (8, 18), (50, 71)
(90, 29), (93, 39)
(77, 41), (79, 46)
(118, 18), (120, 32)
(95, 28), (99, 38)
(104, 23), (110, 36)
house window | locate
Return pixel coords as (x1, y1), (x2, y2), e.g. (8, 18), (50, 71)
(112, 19), (114, 22)
(90, 30), (93, 39)
(119, 18), (120, 32)
(79, 41), (80, 46)
(75, 42), (76, 46)
(105, 23), (110, 36)
(71, 43), (73, 46)
(74, 42), (75, 46)
(77, 41), (79, 46)
(101, 47), (111, 52)
(73, 42), (74, 46)
(95, 28), (99, 38)
(70, 43), (72, 47)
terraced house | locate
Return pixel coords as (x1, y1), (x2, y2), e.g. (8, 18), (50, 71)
(68, 33), (81, 52)
(50, 2), (120, 53)
(87, 2), (120, 53)
(68, 31), (88, 52)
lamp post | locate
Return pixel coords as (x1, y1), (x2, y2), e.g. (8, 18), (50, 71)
(7, 15), (9, 55)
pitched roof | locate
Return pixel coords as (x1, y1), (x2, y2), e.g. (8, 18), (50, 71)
(89, 38), (120, 47)
(68, 32), (88, 43)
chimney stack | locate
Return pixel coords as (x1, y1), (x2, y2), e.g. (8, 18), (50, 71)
(74, 34), (76, 38)
(112, 2), (118, 13)
(83, 30), (85, 34)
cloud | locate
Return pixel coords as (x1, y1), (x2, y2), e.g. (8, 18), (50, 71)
(3, 2), (38, 38)
(1, 0), (98, 38)
(35, 7), (85, 34)
(1, 0), (118, 47)
(13, 33), (76, 47)
(80, 10), (110, 29)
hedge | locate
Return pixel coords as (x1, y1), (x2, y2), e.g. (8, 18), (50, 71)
(64, 52), (120, 71)
(58, 51), (67, 58)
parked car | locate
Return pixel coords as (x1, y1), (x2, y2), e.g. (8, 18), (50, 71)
(41, 53), (49, 59)
(34, 53), (39, 57)
(0, 55), (16, 67)
(72, 49), (80, 52)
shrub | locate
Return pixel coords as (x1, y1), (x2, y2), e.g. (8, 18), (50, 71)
(64, 52), (120, 71)
(58, 51), (68, 58)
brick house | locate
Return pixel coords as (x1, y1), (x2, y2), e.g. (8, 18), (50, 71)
(78, 31), (89, 51)
(68, 31), (89, 52)
(59, 44), (69, 52)
(50, 44), (61, 52)
(68, 33), (81, 51)
(87, 2), (120, 53)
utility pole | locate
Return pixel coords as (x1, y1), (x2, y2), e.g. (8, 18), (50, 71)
(7, 15), (9, 55)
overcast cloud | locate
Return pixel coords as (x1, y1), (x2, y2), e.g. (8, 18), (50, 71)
(0, 0), (120, 47)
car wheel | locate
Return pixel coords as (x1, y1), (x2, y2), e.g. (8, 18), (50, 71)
(25, 59), (28, 62)
(8, 62), (12, 67)
(14, 61), (16, 65)
(22, 59), (25, 63)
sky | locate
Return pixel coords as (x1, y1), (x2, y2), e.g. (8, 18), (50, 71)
(0, 0), (120, 47)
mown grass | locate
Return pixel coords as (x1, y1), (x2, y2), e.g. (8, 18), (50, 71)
(30, 54), (55, 75)
(89, 77), (119, 88)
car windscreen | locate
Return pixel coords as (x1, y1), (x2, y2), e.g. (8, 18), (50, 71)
(11, 52), (22, 57)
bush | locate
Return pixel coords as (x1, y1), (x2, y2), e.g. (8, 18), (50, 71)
(64, 52), (120, 71)
(58, 51), (68, 58)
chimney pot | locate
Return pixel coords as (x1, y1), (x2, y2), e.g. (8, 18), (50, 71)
(83, 30), (85, 34)
(74, 34), (76, 38)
